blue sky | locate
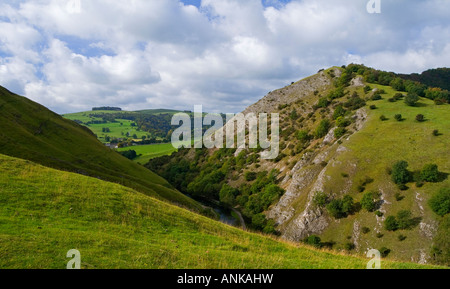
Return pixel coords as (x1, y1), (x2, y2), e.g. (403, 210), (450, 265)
(1, 0), (450, 114)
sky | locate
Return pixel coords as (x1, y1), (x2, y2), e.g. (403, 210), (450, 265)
(1, 0), (450, 114)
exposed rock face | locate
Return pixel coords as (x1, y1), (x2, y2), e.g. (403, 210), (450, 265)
(267, 107), (369, 241)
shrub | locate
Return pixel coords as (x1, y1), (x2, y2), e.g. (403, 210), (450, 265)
(394, 114), (403, 121)
(316, 97), (330, 108)
(405, 93), (420, 106)
(361, 192), (377, 212)
(305, 235), (322, 248)
(397, 210), (413, 230)
(313, 191), (328, 208)
(342, 195), (355, 215)
(326, 199), (345, 219)
(379, 247), (391, 258)
(364, 85), (372, 94)
(315, 119), (331, 139)
(370, 105), (377, 110)
(376, 232), (384, 239)
(344, 242), (355, 251)
(371, 94), (382, 101)
(428, 188), (450, 216)
(432, 130), (440, 136)
(245, 171), (258, 182)
(375, 211), (384, 217)
(398, 235), (407, 241)
(333, 105), (346, 120)
(362, 227), (370, 234)
(380, 115), (388, 121)
(395, 193), (404, 202)
(420, 164), (440, 182)
(391, 161), (411, 185)
(416, 114), (425, 122)
(334, 127), (347, 139)
(385, 216), (399, 231)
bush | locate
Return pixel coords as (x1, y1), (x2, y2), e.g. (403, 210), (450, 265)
(416, 114), (425, 122)
(397, 210), (413, 230)
(361, 192), (377, 212)
(333, 105), (346, 120)
(391, 161), (411, 185)
(344, 242), (355, 251)
(429, 188), (450, 216)
(398, 235), (407, 241)
(305, 235), (322, 248)
(315, 119), (331, 139)
(375, 211), (383, 217)
(245, 171), (257, 182)
(370, 105), (377, 110)
(326, 199), (344, 219)
(394, 114), (403, 121)
(219, 184), (239, 206)
(362, 227), (370, 234)
(371, 94), (382, 101)
(379, 247), (391, 258)
(380, 115), (388, 121)
(385, 216), (399, 231)
(334, 127), (347, 139)
(420, 164), (440, 182)
(405, 93), (420, 106)
(313, 191), (328, 208)
(433, 130), (440, 136)
(342, 195), (355, 215)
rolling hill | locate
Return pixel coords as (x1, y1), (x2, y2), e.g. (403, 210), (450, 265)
(0, 153), (438, 269)
(0, 86), (202, 212)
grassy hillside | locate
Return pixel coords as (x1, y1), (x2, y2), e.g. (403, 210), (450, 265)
(0, 86), (202, 212)
(317, 83), (450, 262)
(0, 154), (438, 269)
(118, 143), (181, 164)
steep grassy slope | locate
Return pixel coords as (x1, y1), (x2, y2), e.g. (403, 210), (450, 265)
(0, 154), (438, 269)
(0, 86), (202, 211)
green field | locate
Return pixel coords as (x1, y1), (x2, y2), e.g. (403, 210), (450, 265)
(0, 154), (439, 269)
(118, 143), (180, 163)
(62, 111), (145, 143)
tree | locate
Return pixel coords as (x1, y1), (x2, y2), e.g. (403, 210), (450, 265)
(391, 161), (411, 185)
(429, 188), (450, 216)
(315, 119), (331, 139)
(385, 216), (399, 231)
(420, 164), (440, 182)
(219, 184), (239, 206)
(390, 78), (405, 91)
(405, 93), (419, 106)
(326, 199), (344, 219)
(397, 210), (413, 230)
(333, 105), (346, 120)
(361, 192), (377, 212)
(342, 195), (355, 214)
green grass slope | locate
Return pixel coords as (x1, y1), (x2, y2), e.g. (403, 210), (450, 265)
(0, 86), (201, 211)
(318, 83), (450, 262)
(0, 154), (438, 269)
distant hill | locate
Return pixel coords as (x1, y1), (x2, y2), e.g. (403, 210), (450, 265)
(0, 153), (437, 269)
(399, 68), (450, 91)
(0, 86), (202, 212)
